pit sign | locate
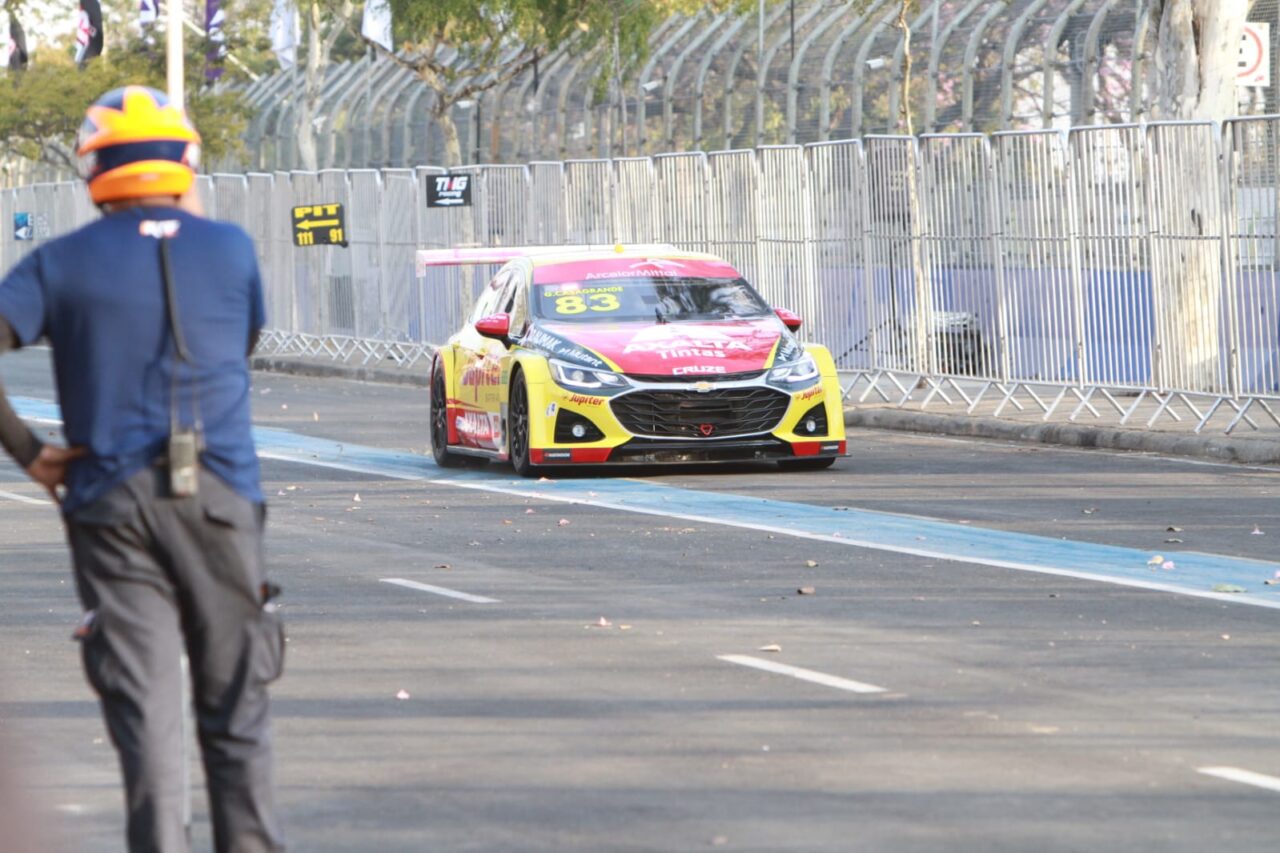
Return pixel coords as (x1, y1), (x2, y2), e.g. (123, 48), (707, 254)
(1239, 22), (1271, 88)
(292, 203), (348, 247)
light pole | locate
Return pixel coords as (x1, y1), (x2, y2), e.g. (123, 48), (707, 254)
(167, 0), (184, 110)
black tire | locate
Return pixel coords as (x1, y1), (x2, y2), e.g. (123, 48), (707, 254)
(430, 363), (466, 468)
(778, 456), (837, 472)
(508, 370), (534, 477)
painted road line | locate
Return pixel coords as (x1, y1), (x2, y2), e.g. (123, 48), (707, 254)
(0, 488), (49, 506)
(14, 395), (1280, 610)
(380, 578), (500, 604)
(718, 655), (887, 694)
(1198, 766), (1280, 794)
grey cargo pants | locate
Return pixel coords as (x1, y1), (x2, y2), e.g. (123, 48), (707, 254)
(65, 466), (285, 853)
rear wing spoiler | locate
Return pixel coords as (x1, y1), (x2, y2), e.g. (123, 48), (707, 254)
(414, 244), (678, 277)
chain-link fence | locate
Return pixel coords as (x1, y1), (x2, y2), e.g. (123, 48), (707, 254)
(5, 117), (1280, 434)
(231, 0), (1280, 171)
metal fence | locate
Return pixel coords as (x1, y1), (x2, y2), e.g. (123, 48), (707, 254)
(4, 117), (1280, 435)
(233, 0), (1280, 170)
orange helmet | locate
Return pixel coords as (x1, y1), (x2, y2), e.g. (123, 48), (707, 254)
(76, 86), (201, 205)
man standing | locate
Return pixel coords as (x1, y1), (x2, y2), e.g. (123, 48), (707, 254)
(0, 86), (285, 852)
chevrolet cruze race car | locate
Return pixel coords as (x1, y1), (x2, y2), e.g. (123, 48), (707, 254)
(424, 245), (846, 476)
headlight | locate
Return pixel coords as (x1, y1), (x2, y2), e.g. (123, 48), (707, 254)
(550, 359), (628, 392)
(767, 354), (821, 389)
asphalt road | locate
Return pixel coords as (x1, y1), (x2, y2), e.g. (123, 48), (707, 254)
(3, 347), (1280, 852)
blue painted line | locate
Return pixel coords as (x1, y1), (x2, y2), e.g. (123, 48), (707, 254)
(15, 395), (1280, 610)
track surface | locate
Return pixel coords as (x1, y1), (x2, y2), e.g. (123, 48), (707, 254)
(3, 348), (1280, 852)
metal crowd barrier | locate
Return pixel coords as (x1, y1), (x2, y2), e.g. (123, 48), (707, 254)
(3, 118), (1280, 435)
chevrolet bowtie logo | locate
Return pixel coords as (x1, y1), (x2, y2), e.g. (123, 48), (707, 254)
(693, 381), (713, 393)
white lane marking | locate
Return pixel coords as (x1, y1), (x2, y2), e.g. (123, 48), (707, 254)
(20, 397), (1280, 610)
(1198, 766), (1280, 794)
(427, 481), (1280, 612)
(260, 450), (1280, 612)
(380, 577), (500, 604)
(0, 488), (50, 506)
(718, 654), (887, 694)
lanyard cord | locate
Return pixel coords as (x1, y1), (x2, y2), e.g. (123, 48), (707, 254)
(159, 237), (202, 431)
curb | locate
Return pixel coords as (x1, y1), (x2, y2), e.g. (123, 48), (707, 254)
(844, 407), (1280, 466)
(251, 356), (430, 388)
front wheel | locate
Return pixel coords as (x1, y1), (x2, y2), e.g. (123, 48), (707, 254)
(508, 371), (534, 477)
(778, 456), (836, 472)
(431, 364), (466, 468)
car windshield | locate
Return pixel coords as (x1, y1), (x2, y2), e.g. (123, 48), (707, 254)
(532, 277), (772, 324)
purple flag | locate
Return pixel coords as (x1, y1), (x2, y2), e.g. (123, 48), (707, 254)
(204, 0), (226, 82)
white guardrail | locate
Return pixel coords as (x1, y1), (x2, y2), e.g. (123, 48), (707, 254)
(3, 118), (1280, 435)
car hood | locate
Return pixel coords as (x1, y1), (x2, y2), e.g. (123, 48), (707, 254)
(534, 318), (802, 377)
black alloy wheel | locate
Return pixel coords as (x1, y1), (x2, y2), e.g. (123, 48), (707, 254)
(431, 364), (465, 468)
(508, 370), (534, 477)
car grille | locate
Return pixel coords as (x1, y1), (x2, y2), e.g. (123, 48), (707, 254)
(610, 387), (791, 439)
(624, 370), (765, 384)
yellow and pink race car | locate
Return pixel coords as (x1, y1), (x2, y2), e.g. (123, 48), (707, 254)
(422, 245), (846, 475)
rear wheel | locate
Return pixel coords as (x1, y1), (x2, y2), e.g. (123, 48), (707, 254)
(778, 456), (837, 471)
(431, 364), (465, 468)
(508, 371), (534, 477)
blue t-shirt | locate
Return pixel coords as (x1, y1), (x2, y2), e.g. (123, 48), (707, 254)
(0, 206), (265, 513)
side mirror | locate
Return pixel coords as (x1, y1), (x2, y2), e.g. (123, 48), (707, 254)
(475, 313), (512, 343)
(775, 308), (803, 332)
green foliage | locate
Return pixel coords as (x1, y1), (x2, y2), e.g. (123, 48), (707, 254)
(0, 43), (249, 171)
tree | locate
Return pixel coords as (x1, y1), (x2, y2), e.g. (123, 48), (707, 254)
(0, 46), (248, 175)
(376, 0), (725, 167)
(296, 0), (357, 170)
(1145, 0), (1248, 394)
(374, 0), (577, 167)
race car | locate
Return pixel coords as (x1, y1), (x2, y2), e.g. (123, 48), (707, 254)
(423, 245), (846, 475)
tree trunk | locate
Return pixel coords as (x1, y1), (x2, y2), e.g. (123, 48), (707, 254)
(896, 0), (913, 136)
(437, 107), (464, 169)
(296, 0), (323, 171)
(1150, 0), (1248, 120)
(1146, 0), (1247, 393)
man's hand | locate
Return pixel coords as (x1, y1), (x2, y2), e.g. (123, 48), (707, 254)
(26, 445), (86, 503)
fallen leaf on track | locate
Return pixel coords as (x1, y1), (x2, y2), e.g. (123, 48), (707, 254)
(395, 689), (410, 700)
(797, 587), (816, 596)
(757, 644), (782, 653)
(558, 518), (571, 527)
(804, 560), (818, 568)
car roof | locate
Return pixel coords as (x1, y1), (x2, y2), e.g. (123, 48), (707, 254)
(415, 244), (733, 275)
(524, 246), (728, 268)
